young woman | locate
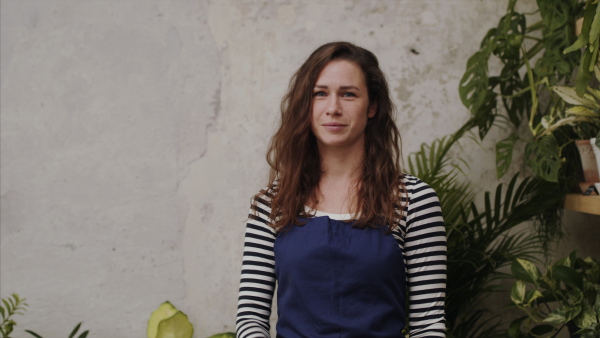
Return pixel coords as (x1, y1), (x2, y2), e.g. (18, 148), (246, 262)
(236, 42), (446, 337)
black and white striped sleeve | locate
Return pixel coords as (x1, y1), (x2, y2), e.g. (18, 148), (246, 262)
(236, 194), (277, 338)
(404, 176), (447, 337)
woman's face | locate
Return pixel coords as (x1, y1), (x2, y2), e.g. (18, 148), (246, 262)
(311, 59), (375, 153)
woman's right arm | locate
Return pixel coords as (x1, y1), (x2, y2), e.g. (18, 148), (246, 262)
(236, 195), (277, 338)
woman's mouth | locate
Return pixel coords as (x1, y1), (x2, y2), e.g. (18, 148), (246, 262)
(322, 123), (347, 131)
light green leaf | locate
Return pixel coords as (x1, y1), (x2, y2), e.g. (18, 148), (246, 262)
(156, 312), (194, 338)
(574, 303), (597, 334)
(565, 34), (589, 54)
(148, 302), (178, 338)
(566, 106), (599, 117)
(553, 86), (597, 107)
(565, 0), (597, 54)
(544, 305), (582, 324)
(513, 258), (542, 285)
(524, 289), (544, 305)
(511, 280), (527, 305)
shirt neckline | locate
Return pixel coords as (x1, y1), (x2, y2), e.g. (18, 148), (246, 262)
(304, 206), (356, 221)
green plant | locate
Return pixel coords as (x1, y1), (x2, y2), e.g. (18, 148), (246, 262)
(147, 301), (235, 338)
(0, 294), (28, 338)
(147, 301), (193, 338)
(460, 0), (597, 180)
(0, 294), (87, 338)
(550, 66), (600, 147)
(25, 323), (89, 338)
(509, 252), (600, 337)
(407, 120), (561, 338)
(459, 0), (600, 243)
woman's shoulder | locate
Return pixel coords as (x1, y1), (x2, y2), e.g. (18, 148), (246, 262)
(251, 182), (277, 203)
(399, 174), (437, 194)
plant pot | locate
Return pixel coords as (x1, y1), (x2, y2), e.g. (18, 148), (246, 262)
(575, 140), (600, 184)
(591, 138), (600, 179)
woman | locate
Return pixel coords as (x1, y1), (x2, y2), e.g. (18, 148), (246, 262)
(236, 42), (446, 337)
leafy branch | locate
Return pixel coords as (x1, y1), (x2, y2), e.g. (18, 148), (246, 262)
(0, 294), (28, 338)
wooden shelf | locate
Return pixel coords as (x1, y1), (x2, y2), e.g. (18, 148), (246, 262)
(564, 194), (600, 216)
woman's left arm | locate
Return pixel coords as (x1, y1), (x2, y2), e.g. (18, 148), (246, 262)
(404, 178), (447, 337)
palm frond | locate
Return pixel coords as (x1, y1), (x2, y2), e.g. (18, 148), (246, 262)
(407, 118), (552, 337)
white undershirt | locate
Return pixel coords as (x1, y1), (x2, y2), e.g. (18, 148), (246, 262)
(303, 206), (354, 221)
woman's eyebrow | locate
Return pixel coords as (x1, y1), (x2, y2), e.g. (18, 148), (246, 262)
(314, 85), (360, 90)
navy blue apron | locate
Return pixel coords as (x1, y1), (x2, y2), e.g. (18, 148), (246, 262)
(274, 215), (406, 338)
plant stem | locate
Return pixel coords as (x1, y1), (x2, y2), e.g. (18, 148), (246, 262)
(522, 46), (539, 133)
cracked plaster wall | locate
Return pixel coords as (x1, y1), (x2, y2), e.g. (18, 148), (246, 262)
(2, 0), (598, 337)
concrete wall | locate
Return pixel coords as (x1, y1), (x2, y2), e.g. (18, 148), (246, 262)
(1, 1), (598, 337)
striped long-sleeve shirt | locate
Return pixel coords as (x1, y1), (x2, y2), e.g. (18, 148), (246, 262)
(236, 175), (447, 337)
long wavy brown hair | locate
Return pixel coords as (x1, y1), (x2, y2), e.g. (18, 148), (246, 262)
(257, 41), (405, 232)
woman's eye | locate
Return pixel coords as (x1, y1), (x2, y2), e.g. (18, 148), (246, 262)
(342, 92), (356, 98)
(313, 91), (326, 97)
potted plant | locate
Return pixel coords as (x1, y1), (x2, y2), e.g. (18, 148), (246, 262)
(551, 69), (600, 190)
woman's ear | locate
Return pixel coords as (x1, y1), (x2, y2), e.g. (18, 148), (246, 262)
(368, 103), (377, 118)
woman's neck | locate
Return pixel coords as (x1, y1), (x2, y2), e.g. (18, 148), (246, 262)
(311, 144), (365, 214)
(318, 144), (364, 181)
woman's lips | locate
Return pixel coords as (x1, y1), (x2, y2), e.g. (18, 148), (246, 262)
(322, 123), (346, 131)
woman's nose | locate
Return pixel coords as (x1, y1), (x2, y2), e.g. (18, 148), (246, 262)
(325, 97), (342, 116)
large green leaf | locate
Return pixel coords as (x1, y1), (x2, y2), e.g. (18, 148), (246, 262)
(459, 48), (497, 139)
(553, 265), (584, 290)
(538, 0), (570, 31)
(511, 280), (527, 305)
(459, 10), (527, 140)
(574, 303), (598, 333)
(544, 304), (582, 324)
(525, 289), (544, 305)
(156, 311), (194, 338)
(524, 134), (561, 182)
(512, 258), (542, 285)
(148, 302), (178, 338)
(492, 12), (526, 60)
